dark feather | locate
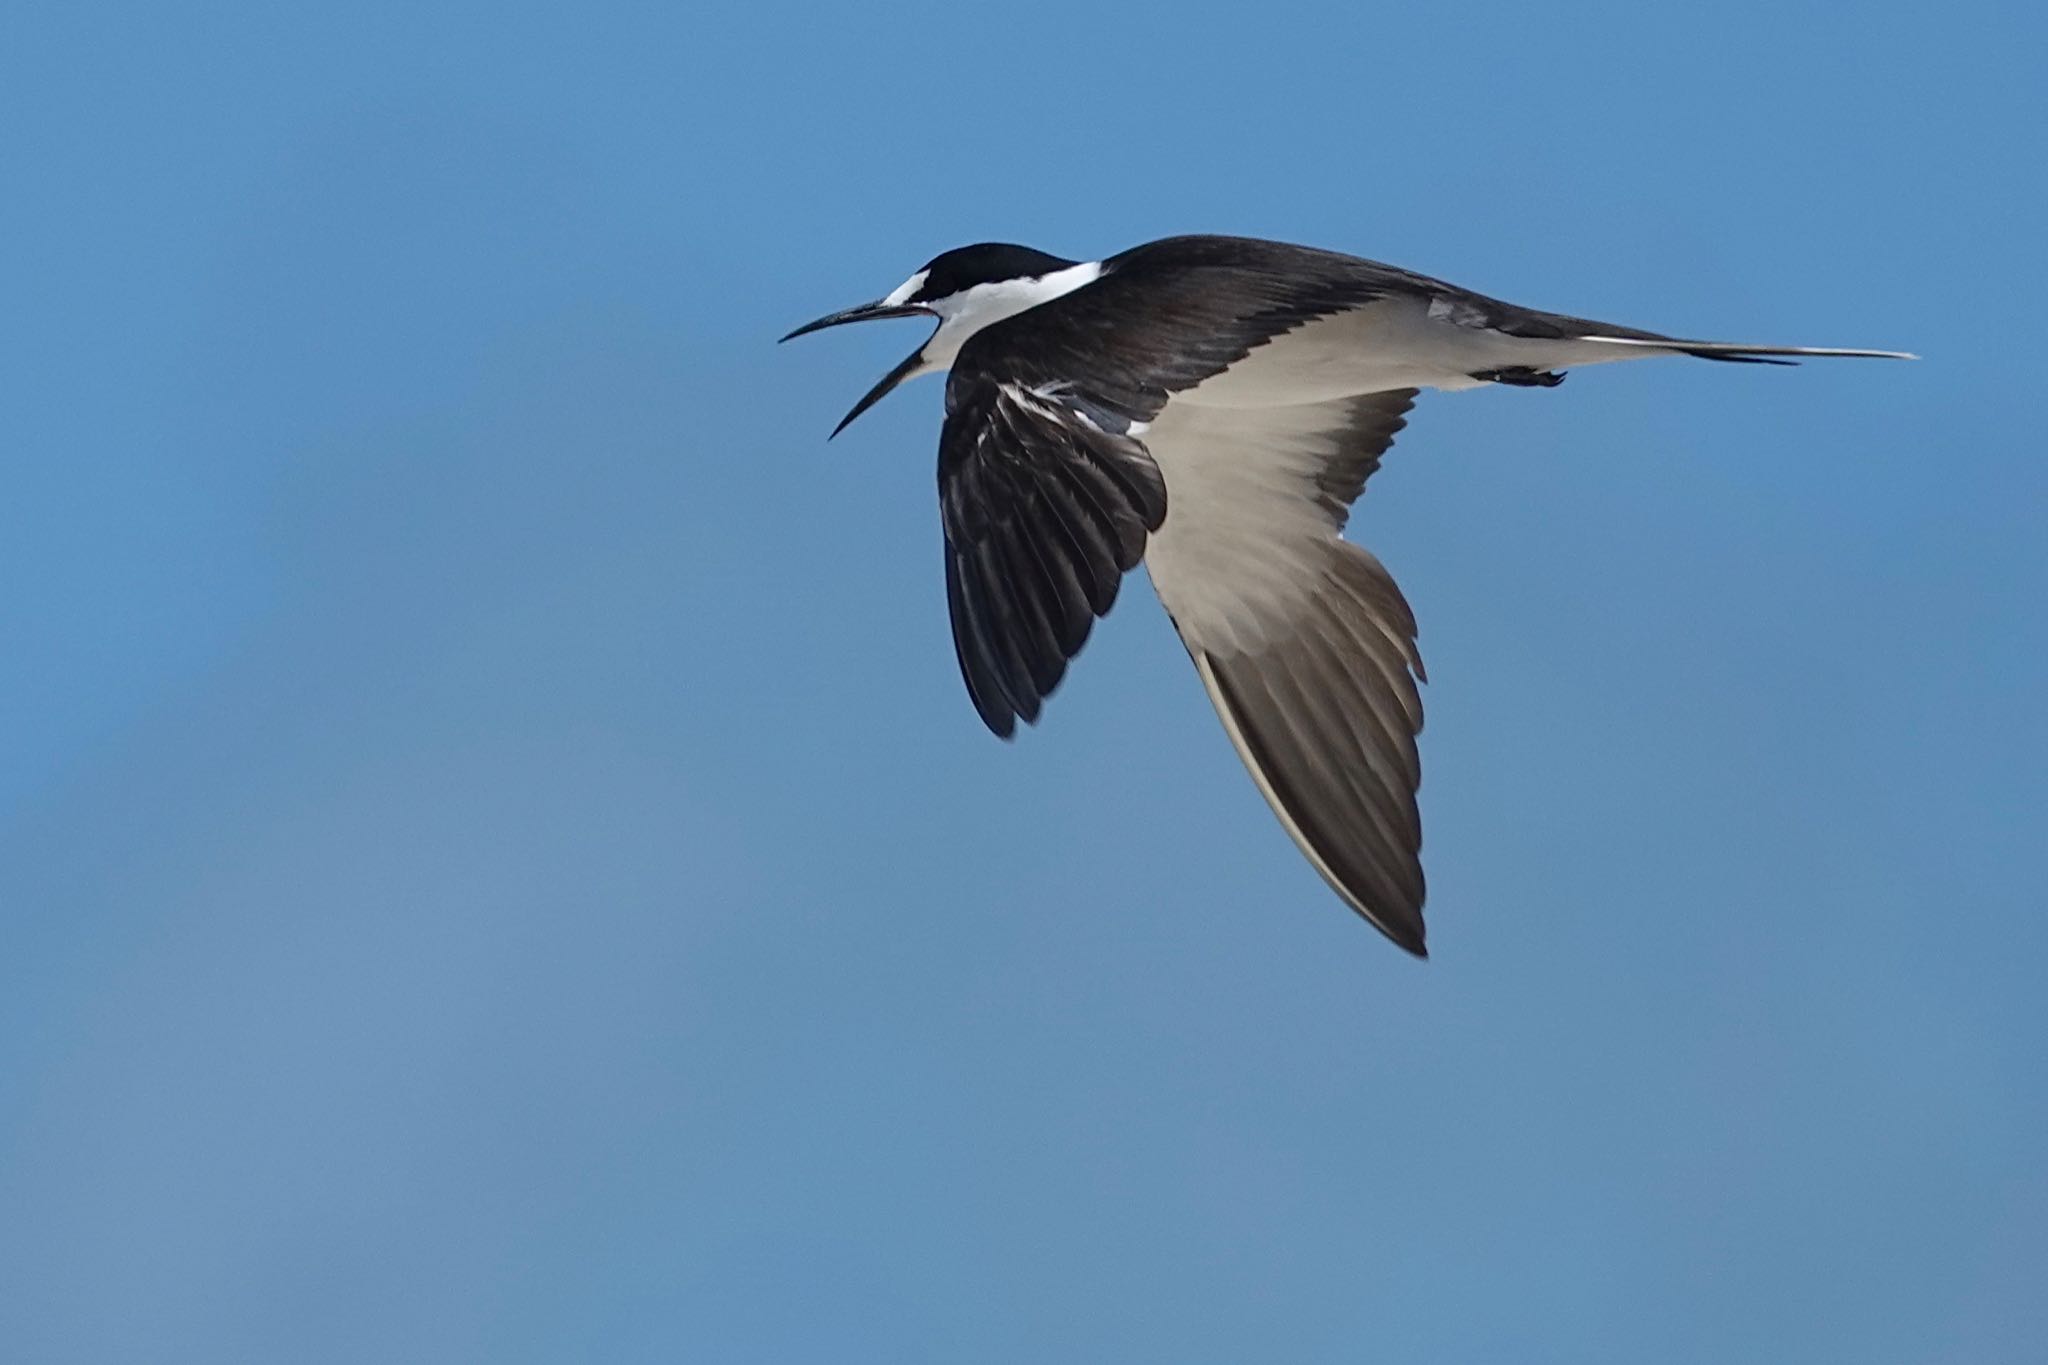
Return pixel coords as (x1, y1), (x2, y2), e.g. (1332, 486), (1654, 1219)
(1195, 543), (1429, 956)
(937, 377), (1168, 735)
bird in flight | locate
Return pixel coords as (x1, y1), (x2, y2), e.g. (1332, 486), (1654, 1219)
(782, 235), (1910, 957)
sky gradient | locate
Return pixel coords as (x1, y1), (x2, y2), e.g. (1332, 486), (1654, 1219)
(5, 3), (2045, 1362)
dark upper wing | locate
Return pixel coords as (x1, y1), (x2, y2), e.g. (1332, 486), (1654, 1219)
(954, 236), (1408, 417)
(937, 375), (1166, 737)
(1081, 234), (1696, 351)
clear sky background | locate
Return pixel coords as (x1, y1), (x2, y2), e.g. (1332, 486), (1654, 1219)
(4, 4), (2043, 1362)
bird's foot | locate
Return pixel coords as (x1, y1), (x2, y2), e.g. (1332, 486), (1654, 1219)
(1471, 366), (1566, 388)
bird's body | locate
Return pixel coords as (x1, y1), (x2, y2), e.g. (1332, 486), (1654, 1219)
(783, 234), (1910, 956)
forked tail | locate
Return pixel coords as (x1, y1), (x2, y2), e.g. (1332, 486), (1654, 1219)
(1580, 334), (1919, 367)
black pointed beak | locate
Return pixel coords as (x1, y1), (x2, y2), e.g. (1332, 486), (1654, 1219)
(780, 297), (937, 437)
(778, 299), (931, 342)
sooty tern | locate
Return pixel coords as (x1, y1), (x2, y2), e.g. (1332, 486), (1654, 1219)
(782, 235), (1911, 956)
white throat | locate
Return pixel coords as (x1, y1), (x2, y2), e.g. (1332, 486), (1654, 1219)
(895, 261), (1103, 381)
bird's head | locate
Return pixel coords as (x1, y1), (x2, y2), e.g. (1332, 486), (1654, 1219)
(780, 243), (1092, 436)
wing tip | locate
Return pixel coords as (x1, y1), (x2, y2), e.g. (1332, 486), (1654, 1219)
(1344, 881), (1428, 957)
(1333, 878), (1431, 960)
(1371, 910), (1429, 958)
(1192, 648), (1430, 958)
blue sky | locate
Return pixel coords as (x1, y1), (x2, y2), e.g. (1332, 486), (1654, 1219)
(4, 3), (2043, 1361)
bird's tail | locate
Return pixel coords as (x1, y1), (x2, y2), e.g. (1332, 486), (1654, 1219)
(1578, 334), (1918, 367)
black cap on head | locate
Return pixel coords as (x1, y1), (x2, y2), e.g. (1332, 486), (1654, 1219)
(906, 243), (1076, 303)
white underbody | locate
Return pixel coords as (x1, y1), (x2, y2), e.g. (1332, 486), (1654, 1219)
(1140, 298), (1654, 652)
(1173, 295), (1647, 404)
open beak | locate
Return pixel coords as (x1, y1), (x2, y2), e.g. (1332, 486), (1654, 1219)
(778, 299), (931, 342)
(779, 298), (937, 437)
(827, 348), (926, 438)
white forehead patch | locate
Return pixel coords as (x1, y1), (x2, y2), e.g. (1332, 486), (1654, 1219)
(881, 270), (930, 308)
